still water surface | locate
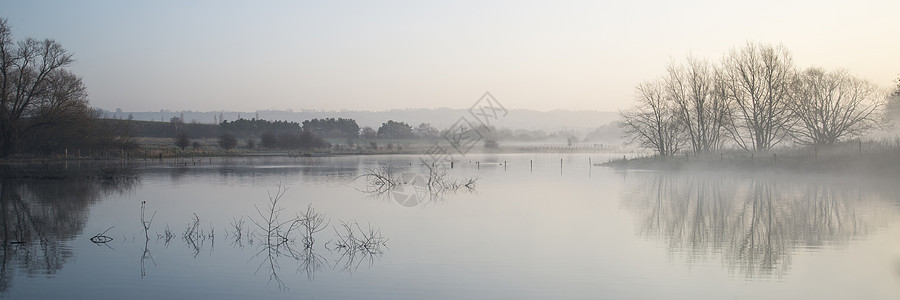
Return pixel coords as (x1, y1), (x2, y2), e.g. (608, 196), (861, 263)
(2, 154), (899, 299)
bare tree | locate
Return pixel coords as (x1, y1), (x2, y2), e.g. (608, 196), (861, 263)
(17, 70), (91, 151)
(721, 43), (795, 151)
(789, 68), (886, 145)
(620, 81), (683, 156)
(0, 18), (114, 156)
(664, 56), (731, 153)
(174, 133), (190, 150)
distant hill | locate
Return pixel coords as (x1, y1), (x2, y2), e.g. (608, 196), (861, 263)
(102, 108), (619, 131)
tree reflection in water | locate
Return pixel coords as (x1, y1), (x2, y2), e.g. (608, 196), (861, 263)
(0, 164), (140, 294)
(1, 163), (393, 294)
(623, 171), (896, 278)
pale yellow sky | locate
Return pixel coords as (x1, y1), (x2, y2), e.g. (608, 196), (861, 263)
(3, 0), (898, 112)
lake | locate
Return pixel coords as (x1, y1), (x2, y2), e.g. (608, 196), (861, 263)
(2, 154), (899, 299)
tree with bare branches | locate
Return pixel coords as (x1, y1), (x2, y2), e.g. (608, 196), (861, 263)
(174, 133), (190, 150)
(664, 56), (731, 153)
(620, 81), (683, 156)
(0, 18), (116, 156)
(721, 43), (795, 151)
(789, 68), (886, 145)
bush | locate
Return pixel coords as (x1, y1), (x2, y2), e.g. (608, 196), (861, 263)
(484, 139), (499, 149)
(219, 133), (237, 150)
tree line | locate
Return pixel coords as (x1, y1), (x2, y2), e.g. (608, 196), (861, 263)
(621, 42), (891, 156)
(0, 18), (441, 156)
(168, 118), (422, 151)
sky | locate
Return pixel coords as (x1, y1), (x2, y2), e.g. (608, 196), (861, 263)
(1, 0), (898, 112)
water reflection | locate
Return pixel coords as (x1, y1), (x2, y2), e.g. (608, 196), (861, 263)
(362, 180), (473, 207)
(0, 160), (398, 295)
(135, 156), (363, 179)
(358, 164), (477, 207)
(623, 171), (897, 278)
(327, 221), (389, 273)
(0, 164), (140, 294)
(239, 195), (388, 290)
(297, 245), (328, 281)
(123, 187), (391, 291)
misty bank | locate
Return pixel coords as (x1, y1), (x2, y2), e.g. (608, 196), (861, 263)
(600, 146), (900, 175)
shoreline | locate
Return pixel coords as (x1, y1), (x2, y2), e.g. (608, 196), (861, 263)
(598, 150), (900, 175)
(0, 146), (625, 164)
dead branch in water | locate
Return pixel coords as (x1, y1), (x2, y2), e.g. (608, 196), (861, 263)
(329, 221), (389, 271)
(228, 216), (247, 247)
(291, 204), (329, 249)
(250, 184), (294, 246)
(357, 163), (402, 192)
(90, 226), (115, 244)
(141, 201), (156, 241)
(157, 224), (175, 245)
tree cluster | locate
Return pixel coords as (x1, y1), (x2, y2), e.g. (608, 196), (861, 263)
(125, 120), (218, 138)
(621, 42), (887, 156)
(220, 118), (300, 138)
(301, 118), (359, 139)
(413, 123), (439, 138)
(259, 131), (327, 149)
(376, 120), (413, 139)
